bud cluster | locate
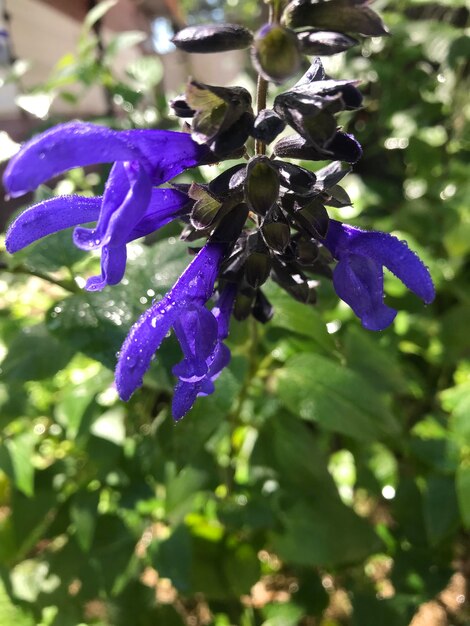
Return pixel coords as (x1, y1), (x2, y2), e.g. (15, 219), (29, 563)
(170, 0), (387, 323)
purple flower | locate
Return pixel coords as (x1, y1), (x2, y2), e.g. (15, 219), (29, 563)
(3, 122), (209, 290)
(115, 242), (233, 420)
(324, 220), (435, 331)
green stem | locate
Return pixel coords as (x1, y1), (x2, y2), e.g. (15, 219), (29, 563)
(6, 265), (80, 293)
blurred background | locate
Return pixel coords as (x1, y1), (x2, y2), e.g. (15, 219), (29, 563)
(0, 0), (469, 625)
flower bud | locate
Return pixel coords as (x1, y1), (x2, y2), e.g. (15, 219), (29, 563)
(245, 156), (280, 216)
(282, 0), (388, 37)
(172, 23), (254, 53)
(252, 109), (286, 144)
(297, 30), (358, 56)
(252, 24), (302, 84)
(252, 289), (274, 323)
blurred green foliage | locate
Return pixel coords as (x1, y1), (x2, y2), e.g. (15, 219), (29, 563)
(0, 0), (469, 625)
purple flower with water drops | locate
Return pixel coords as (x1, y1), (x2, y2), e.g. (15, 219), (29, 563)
(3, 121), (209, 290)
(115, 242), (234, 420)
(323, 220), (435, 331)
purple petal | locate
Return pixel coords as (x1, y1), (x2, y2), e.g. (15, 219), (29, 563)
(173, 307), (218, 380)
(347, 229), (435, 305)
(115, 242), (226, 401)
(333, 252), (397, 331)
(128, 188), (191, 240)
(85, 245), (127, 292)
(120, 128), (211, 185)
(4, 123), (142, 197)
(74, 162), (151, 250)
(5, 195), (101, 253)
(325, 220), (435, 305)
(212, 284), (237, 338)
(172, 380), (200, 421)
(4, 121), (210, 197)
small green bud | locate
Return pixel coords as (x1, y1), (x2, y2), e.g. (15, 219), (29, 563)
(252, 24), (302, 84)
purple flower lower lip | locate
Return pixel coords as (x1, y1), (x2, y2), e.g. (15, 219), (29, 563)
(323, 220), (435, 331)
(115, 242), (230, 419)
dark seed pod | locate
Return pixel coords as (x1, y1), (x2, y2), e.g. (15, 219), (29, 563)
(245, 251), (272, 288)
(252, 24), (302, 84)
(172, 23), (254, 53)
(252, 109), (286, 144)
(252, 289), (274, 323)
(274, 132), (362, 164)
(291, 197), (330, 239)
(211, 111), (254, 157)
(234, 289), (255, 321)
(271, 260), (318, 304)
(209, 163), (246, 197)
(274, 161), (316, 195)
(295, 237), (319, 266)
(245, 156), (280, 215)
(297, 30), (358, 55)
(212, 203), (250, 244)
(313, 161), (351, 192)
(283, 0), (389, 37)
(261, 205), (291, 253)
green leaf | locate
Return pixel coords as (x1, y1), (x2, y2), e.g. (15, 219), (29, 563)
(70, 491), (100, 552)
(127, 56), (163, 88)
(343, 326), (408, 394)
(150, 525), (191, 592)
(423, 476), (460, 544)
(276, 353), (400, 440)
(105, 31), (148, 60)
(273, 499), (381, 567)
(264, 282), (335, 353)
(83, 0), (117, 30)
(0, 578), (34, 626)
(0, 434), (36, 497)
(165, 466), (209, 524)
(1, 324), (74, 382)
(456, 465), (470, 529)
(223, 542), (260, 597)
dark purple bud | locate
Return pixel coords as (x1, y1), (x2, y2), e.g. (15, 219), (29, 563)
(283, 0), (389, 37)
(252, 24), (302, 83)
(274, 132), (362, 163)
(172, 23), (254, 53)
(211, 111), (254, 157)
(252, 289), (274, 323)
(245, 156), (280, 215)
(234, 289), (255, 321)
(252, 109), (286, 144)
(297, 30), (358, 55)
(272, 260), (318, 304)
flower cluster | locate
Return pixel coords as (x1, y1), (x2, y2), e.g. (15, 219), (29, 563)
(3, 0), (434, 419)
